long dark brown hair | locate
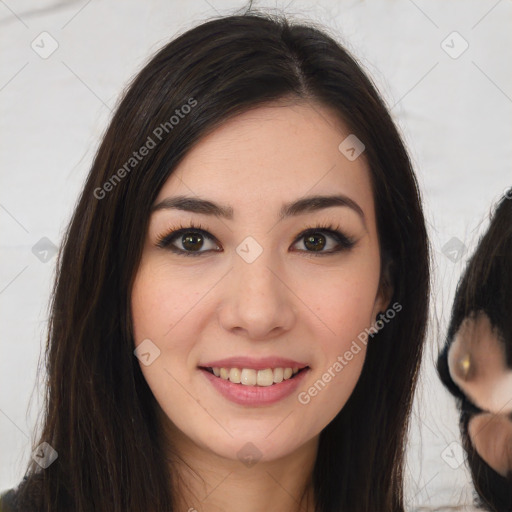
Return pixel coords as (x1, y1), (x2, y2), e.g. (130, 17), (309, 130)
(10, 8), (430, 512)
(437, 191), (512, 512)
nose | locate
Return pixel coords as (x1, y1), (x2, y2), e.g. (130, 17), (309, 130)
(216, 248), (297, 340)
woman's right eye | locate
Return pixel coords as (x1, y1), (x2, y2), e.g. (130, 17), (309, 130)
(156, 225), (220, 257)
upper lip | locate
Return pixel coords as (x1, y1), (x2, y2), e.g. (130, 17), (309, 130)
(199, 357), (309, 370)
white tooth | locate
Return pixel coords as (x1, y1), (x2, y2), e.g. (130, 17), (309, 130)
(212, 365), (302, 385)
(240, 368), (257, 386)
(229, 368), (241, 384)
(273, 367), (284, 383)
(257, 368), (274, 386)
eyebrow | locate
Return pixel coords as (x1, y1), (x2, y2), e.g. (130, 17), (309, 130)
(151, 194), (366, 227)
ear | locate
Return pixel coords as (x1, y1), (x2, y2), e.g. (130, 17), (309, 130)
(468, 412), (512, 478)
(372, 255), (394, 321)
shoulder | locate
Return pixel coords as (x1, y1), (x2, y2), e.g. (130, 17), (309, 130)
(0, 488), (19, 512)
(0, 477), (43, 512)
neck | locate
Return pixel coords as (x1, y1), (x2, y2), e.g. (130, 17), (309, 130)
(163, 419), (318, 512)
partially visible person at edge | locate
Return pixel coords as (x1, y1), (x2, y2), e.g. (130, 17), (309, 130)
(438, 191), (512, 512)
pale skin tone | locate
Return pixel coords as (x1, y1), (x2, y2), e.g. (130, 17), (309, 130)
(131, 101), (391, 512)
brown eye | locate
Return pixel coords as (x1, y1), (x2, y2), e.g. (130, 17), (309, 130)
(157, 227), (220, 256)
(181, 232), (205, 252)
(157, 223), (355, 257)
(303, 233), (327, 251)
(292, 226), (356, 254)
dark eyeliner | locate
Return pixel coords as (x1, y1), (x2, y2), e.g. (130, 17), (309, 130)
(155, 221), (356, 256)
(293, 222), (357, 253)
(155, 221), (215, 256)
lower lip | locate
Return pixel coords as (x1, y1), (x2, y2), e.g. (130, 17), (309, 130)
(200, 367), (310, 406)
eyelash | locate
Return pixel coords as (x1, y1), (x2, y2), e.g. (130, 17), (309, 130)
(155, 221), (356, 257)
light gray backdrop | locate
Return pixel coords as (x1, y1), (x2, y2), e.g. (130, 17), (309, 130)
(1, 1), (511, 510)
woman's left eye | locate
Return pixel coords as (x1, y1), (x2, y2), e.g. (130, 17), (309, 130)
(294, 226), (356, 254)
(156, 222), (356, 257)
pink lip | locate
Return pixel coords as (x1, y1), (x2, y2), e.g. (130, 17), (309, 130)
(200, 367), (310, 406)
(199, 356), (309, 370)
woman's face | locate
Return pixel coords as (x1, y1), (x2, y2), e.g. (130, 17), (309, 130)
(131, 101), (390, 463)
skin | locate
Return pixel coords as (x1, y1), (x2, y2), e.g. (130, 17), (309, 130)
(468, 413), (512, 478)
(448, 311), (512, 415)
(131, 101), (391, 512)
(448, 310), (512, 478)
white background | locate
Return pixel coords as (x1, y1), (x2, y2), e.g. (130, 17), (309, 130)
(1, 1), (511, 510)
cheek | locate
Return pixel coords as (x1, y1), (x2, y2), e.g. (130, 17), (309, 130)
(316, 280), (377, 336)
(293, 267), (379, 420)
(296, 255), (381, 344)
(131, 260), (211, 344)
(131, 264), (207, 428)
(130, 262), (205, 399)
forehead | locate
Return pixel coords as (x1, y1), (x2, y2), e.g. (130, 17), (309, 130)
(155, 102), (375, 222)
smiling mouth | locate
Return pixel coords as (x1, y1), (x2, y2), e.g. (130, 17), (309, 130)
(200, 366), (310, 386)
